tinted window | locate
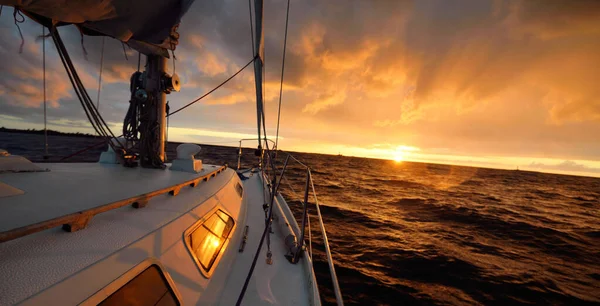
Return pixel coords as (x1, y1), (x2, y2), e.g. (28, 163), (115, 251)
(99, 265), (179, 306)
(235, 182), (243, 197)
(188, 210), (235, 272)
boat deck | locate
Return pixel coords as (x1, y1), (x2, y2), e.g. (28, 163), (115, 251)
(218, 172), (315, 305)
(0, 163), (233, 305)
(0, 163), (225, 234)
(0, 162), (318, 305)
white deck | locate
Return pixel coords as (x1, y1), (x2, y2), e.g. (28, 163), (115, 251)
(0, 162), (319, 305)
(0, 163), (225, 232)
(218, 172), (316, 305)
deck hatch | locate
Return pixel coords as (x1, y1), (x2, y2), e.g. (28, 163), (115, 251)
(98, 264), (179, 306)
(185, 209), (235, 277)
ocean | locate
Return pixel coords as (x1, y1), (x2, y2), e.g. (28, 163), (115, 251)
(2, 131), (599, 305)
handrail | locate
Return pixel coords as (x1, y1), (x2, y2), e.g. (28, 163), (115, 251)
(236, 138), (277, 170)
(309, 169), (343, 305)
(237, 138), (277, 145)
(237, 143), (344, 306)
(0, 165), (227, 243)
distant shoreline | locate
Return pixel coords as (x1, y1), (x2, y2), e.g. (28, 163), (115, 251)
(2, 127), (598, 179)
(0, 127), (100, 139)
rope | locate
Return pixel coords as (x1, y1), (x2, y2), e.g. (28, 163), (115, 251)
(79, 31), (88, 60)
(96, 37), (105, 110)
(275, 0), (291, 150)
(13, 8), (24, 53)
(166, 101), (170, 144)
(171, 50), (176, 74)
(282, 175), (300, 198)
(59, 137), (113, 161)
(42, 25), (48, 157)
(235, 208), (272, 306)
(236, 169), (283, 306)
(121, 42), (129, 60)
(51, 29), (123, 150)
(168, 56), (256, 117)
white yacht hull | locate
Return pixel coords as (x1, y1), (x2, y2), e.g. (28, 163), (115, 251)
(0, 163), (320, 305)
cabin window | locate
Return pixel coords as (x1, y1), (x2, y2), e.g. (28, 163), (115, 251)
(186, 209), (235, 276)
(235, 182), (243, 197)
(99, 265), (179, 306)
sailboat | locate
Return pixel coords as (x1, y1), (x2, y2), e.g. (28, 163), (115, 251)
(0, 1), (343, 305)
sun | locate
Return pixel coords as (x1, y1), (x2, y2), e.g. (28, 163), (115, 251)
(393, 152), (404, 162)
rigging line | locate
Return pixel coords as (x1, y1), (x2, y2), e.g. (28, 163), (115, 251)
(65, 39), (121, 144)
(172, 50), (176, 74)
(79, 31), (88, 60)
(42, 25), (48, 157)
(199, 140), (241, 145)
(275, 0), (291, 151)
(52, 32), (103, 138)
(121, 42), (129, 60)
(166, 101), (170, 144)
(56, 35), (108, 137)
(235, 195), (272, 306)
(248, 0), (255, 56)
(282, 175), (298, 196)
(236, 159), (285, 306)
(168, 56), (256, 117)
(96, 37), (105, 110)
(52, 30), (123, 148)
(60, 134), (123, 161)
(13, 8), (24, 53)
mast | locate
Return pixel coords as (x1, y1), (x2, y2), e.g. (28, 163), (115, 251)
(253, 0), (265, 149)
(144, 55), (168, 163)
(42, 25), (48, 159)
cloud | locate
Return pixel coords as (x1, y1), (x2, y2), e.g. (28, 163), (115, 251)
(507, 0), (600, 39)
(302, 91), (346, 114)
(529, 160), (600, 174)
(1, 0), (600, 174)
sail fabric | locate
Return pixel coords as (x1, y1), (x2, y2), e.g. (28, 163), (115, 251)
(0, 0), (195, 56)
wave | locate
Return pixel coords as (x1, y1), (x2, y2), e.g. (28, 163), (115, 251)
(571, 195), (597, 202)
(391, 198), (590, 259)
(318, 182), (344, 190)
(532, 189), (565, 199)
(316, 204), (405, 232)
(484, 196), (502, 202)
(369, 178), (426, 189)
(583, 230), (600, 239)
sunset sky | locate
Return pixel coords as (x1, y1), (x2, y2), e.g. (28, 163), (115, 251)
(1, 0), (600, 177)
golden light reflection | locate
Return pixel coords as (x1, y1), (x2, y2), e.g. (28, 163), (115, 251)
(394, 152), (403, 162)
(392, 145), (417, 163)
(211, 235), (220, 248)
